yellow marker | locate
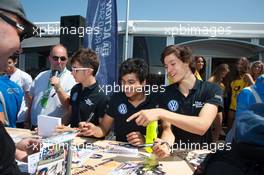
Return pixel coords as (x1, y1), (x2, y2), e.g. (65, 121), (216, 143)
(145, 121), (158, 153)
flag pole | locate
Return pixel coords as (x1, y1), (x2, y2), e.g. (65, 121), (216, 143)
(124, 0), (130, 60)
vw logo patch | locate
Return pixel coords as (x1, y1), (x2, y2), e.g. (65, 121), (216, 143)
(71, 92), (78, 102)
(168, 100), (178, 112)
(118, 103), (127, 114)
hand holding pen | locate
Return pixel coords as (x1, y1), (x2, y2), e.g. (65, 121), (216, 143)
(152, 138), (171, 159)
(79, 112), (94, 128)
(78, 112), (96, 137)
(56, 125), (79, 133)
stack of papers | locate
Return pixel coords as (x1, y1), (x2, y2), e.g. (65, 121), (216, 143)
(38, 115), (61, 137)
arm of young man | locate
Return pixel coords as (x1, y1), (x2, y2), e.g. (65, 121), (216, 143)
(153, 121), (175, 159)
(128, 82), (223, 136)
(55, 105), (77, 132)
(159, 121), (175, 146)
(78, 114), (114, 138)
(127, 103), (218, 136)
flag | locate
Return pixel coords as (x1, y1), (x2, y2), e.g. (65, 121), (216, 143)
(84, 0), (118, 86)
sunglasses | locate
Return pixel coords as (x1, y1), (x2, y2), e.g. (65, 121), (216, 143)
(0, 13), (27, 42)
(52, 56), (67, 62)
(71, 67), (92, 74)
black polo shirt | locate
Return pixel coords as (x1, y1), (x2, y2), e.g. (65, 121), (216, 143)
(69, 82), (108, 127)
(106, 92), (159, 142)
(160, 80), (223, 144)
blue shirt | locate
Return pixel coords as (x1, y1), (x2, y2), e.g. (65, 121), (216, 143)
(226, 74), (264, 143)
(236, 74), (264, 116)
(0, 76), (23, 128)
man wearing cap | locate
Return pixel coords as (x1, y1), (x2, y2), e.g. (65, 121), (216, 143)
(0, 0), (40, 174)
(0, 0), (37, 69)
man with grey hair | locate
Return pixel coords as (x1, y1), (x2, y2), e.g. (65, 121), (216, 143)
(29, 44), (76, 129)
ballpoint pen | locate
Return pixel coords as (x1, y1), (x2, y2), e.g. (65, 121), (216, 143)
(86, 112), (95, 123)
(137, 141), (169, 148)
(77, 112), (95, 136)
(137, 143), (154, 148)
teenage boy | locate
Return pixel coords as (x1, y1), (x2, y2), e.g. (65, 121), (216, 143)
(127, 45), (223, 146)
(79, 58), (174, 158)
(66, 48), (108, 127)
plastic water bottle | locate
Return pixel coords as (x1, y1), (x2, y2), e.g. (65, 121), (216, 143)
(145, 121), (158, 153)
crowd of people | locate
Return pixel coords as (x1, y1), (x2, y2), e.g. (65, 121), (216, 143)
(0, 0), (264, 175)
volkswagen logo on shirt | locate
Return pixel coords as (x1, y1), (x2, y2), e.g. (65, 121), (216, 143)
(71, 92), (78, 102)
(168, 100), (178, 112)
(118, 103), (127, 114)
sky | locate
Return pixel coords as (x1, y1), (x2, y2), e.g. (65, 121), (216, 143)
(21, 0), (264, 23)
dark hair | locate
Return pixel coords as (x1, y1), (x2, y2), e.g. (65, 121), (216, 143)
(250, 61), (264, 80)
(8, 53), (19, 62)
(194, 55), (206, 79)
(212, 64), (230, 82)
(119, 58), (148, 83)
(236, 57), (250, 77)
(160, 45), (195, 72)
(70, 48), (99, 76)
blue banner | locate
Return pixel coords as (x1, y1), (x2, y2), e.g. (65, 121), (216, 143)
(84, 0), (118, 86)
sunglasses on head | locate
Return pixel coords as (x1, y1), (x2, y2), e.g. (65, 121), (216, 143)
(0, 13), (27, 42)
(52, 56), (67, 61)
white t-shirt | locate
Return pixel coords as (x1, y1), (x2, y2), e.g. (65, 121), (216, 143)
(30, 69), (76, 126)
(10, 68), (33, 123)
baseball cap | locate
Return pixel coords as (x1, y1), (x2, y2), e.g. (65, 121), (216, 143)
(0, 0), (38, 39)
